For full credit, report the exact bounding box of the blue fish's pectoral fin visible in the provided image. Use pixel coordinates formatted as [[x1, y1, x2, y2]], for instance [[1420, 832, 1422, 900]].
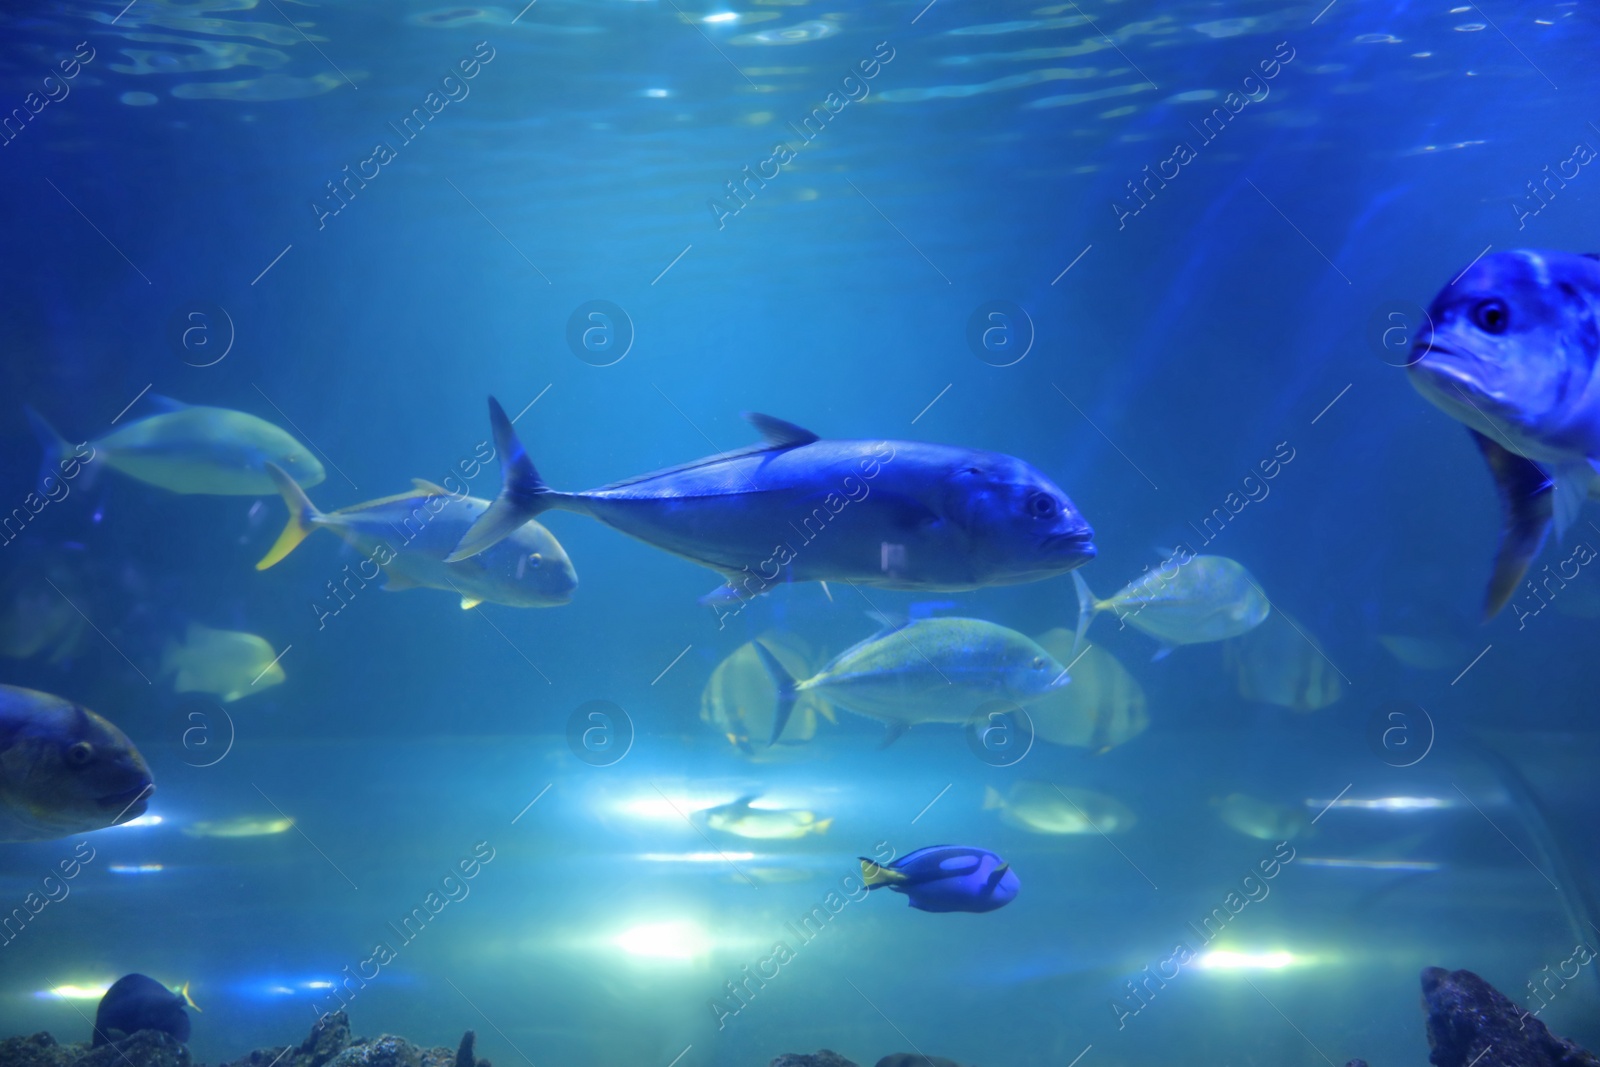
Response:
[[1469, 429, 1553, 619], [459, 596, 483, 610], [877, 721, 909, 749], [383, 572, 422, 592], [447, 397, 558, 562], [1071, 571, 1098, 654], [1550, 460, 1593, 540], [699, 581, 751, 608], [981, 862, 1011, 897], [750, 641, 799, 745], [144, 393, 190, 415], [743, 412, 820, 449], [1150, 643, 1174, 662]]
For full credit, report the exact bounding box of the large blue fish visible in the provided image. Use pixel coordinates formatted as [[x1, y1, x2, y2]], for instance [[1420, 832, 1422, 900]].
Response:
[[1409, 249, 1600, 617], [447, 398, 1095, 608], [860, 845, 1019, 913]]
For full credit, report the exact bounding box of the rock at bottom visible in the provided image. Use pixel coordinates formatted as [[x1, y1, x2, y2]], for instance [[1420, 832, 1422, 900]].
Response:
[[1422, 966, 1600, 1067]]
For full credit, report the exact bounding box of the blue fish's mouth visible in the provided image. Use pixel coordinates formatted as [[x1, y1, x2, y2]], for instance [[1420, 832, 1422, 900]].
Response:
[[99, 780, 153, 817], [1048, 530, 1096, 559]]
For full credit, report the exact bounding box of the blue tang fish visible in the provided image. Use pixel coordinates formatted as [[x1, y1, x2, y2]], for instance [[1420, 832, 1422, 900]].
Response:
[[93, 973, 193, 1046], [446, 398, 1095, 605], [860, 845, 1019, 913], [1409, 249, 1600, 617]]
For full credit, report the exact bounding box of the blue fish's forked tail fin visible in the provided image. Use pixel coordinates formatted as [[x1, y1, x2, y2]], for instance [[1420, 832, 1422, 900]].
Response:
[[749, 640, 798, 746], [859, 857, 905, 890], [1071, 570, 1098, 653], [257, 462, 325, 570], [447, 396, 555, 562], [24, 405, 93, 492]]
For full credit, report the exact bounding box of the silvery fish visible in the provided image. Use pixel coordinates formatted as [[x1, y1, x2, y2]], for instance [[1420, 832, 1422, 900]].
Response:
[[1223, 609, 1343, 712], [446, 397, 1095, 608], [257, 463, 576, 609], [0, 685, 152, 842], [161, 623, 285, 704], [1409, 249, 1600, 617], [696, 795, 833, 840], [752, 617, 1071, 746], [1028, 629, 1148, 752], [1214, 793, 1310, 841], [26, 395, 323, 495], [983, 781, 1135, 835], [181, 815, 294, 839], [1073, 554, 1269, 657], [699, 634, 836, 756]]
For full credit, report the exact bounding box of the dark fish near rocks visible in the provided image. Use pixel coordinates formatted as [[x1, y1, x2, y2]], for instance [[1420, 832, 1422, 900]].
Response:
[[1409, 249, 1600, 617], [447, 398, 1095, 605], [93, 974, 193, 1047]]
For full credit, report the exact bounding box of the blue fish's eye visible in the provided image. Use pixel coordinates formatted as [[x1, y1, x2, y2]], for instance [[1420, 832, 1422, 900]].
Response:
[[528, 553, 543, 567], [66, 741, 94, 766], [1471, 298, 1510, 335], [1026, 493, 1058, 519]]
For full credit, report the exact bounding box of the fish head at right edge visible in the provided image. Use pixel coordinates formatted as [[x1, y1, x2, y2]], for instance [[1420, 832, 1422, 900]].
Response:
[[1408, 249, 1600, 451], [940, 450, 1096, 584]]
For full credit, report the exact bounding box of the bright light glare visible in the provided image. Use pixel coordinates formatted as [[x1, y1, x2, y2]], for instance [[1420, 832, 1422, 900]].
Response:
[[41, 983, 111, 1000], [305, 981, 333, 989], [643, 88, 670, 98], [702, 12, 739, 23], [1298, 858, 1440, 871], [1320, 795, 1450, 812], [617, 795, 720, 819], [108, 864, 164, 874], [117, 814, 163, 828], [1198, 950, 1296, 971], [640, 851, 756, 863], [615, 922, 708, 960]]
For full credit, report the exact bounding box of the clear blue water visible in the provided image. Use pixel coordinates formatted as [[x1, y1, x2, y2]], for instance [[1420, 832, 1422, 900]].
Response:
[[2, 1, 1599, 1064]]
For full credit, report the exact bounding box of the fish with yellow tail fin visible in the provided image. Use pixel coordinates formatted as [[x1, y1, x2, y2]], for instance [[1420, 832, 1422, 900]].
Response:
[[700, 634, 836, 756], [257, 462, 576, 609], [1072, 555, 1269, 658], [860, 845, 1018, 912], [1223, 609, 1343, 712], [161, 624, 285, 703], [1027, 629, 1147, 752], [696, 795, 832, 839], [0, 685, 152, 842], [26, 396, 323, 495]]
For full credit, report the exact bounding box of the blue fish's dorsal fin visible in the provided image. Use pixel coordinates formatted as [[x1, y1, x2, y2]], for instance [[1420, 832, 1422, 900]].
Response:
[[863, 609, 908, 633], [743, 412, 820, 449], [729, 793, 759, 810], [145, 393, 190, 415]]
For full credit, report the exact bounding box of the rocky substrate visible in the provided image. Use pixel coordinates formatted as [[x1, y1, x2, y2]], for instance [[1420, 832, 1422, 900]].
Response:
[[2, 967, 1593, 1067], [0, 1014, 485, 1067]]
